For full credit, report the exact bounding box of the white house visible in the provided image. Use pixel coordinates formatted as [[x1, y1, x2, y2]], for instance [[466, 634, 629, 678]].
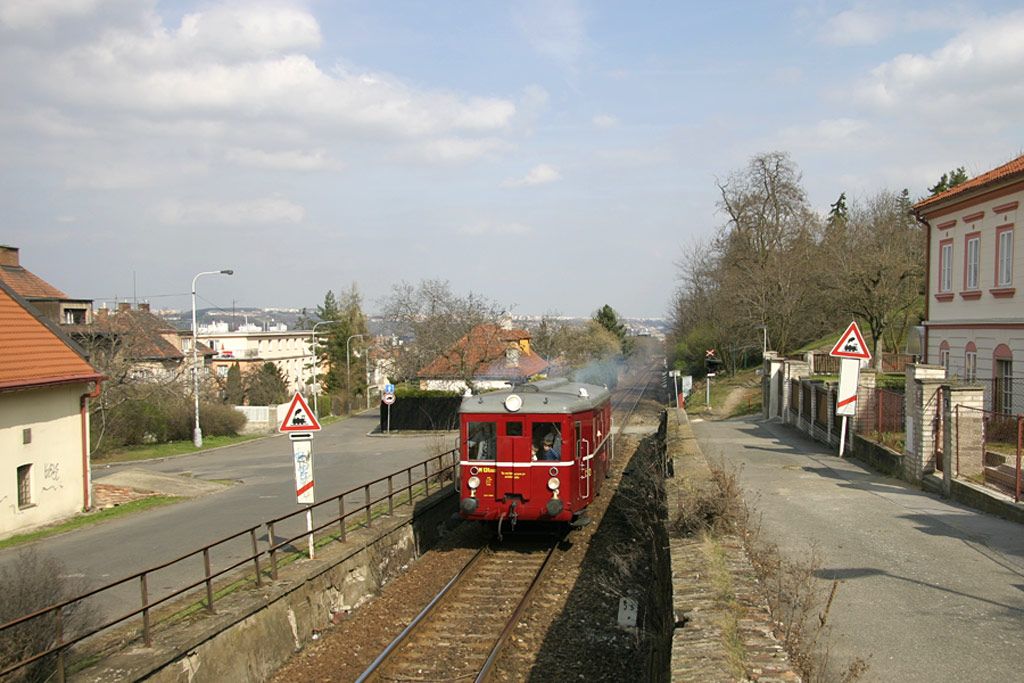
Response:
[[0, 280, 103, 537], [914, 153, 1023, 413]]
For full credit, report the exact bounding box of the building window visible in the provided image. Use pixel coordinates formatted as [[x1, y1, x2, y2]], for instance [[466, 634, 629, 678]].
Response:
[[939, 239, 953, 292], [22, 428, 32, 444], [965, 234, 980, 290], [17, 464, 32, 508], [63, 308, 86, 324], [938, 342, 950, 375], [994, 345, 1013, 414], [965, 344, 977, 382], [996, 226, 1014, 287]]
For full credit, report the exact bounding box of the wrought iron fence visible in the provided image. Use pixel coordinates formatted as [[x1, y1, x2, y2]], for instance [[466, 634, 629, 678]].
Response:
[[0, 448, 460, 682]]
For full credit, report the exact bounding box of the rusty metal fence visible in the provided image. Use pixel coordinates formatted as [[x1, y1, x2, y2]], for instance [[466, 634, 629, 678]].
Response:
[[0, 448, 459, 682], [953, 406, 1022, 502]]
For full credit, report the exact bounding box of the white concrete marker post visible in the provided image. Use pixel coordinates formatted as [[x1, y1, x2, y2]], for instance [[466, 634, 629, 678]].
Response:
[[292, 435, 315, 559]]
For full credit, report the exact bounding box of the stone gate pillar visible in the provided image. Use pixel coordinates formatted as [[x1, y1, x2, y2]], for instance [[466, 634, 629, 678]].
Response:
[[904, 364, 947, 483], [949, 386, 986, 480]]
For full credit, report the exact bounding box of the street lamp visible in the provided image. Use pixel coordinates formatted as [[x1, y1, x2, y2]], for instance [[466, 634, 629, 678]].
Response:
[[756, 324, 768, 358], [310, 320, 334, 417], [346, 333, 366, 414], [192, 269, 233, 448]]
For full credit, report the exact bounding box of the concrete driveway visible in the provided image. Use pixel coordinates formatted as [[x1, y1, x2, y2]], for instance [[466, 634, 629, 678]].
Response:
[[690, 414, 1024, 682]]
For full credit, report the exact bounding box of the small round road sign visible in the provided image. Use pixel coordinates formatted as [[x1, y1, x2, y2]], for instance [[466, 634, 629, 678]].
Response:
[[382, 393, 396, 405]]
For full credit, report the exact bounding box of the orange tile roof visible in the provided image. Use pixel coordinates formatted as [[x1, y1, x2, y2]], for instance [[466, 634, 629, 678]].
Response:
[[418, 323, 549, 380], [914, 153, 1024, 212], [0, 281, 102, 391], [0, 263, 68, 299]]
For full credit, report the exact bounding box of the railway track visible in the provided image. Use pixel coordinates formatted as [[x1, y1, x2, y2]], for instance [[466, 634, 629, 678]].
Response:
[[357, 363, 662, 682], [356, 538, 560, 682]]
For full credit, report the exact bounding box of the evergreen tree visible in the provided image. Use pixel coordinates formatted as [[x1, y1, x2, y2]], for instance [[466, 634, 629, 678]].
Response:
[[225, 363, 244, 404], [311, 285, 369, 413], [245, 362, 289, 405], [827, 192, 848, 228], [928, 166, 969, 196], [593, 304, 630, 355]]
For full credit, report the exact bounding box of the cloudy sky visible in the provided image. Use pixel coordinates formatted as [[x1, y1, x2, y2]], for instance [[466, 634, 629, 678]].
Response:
[[2, 1, 1023, 318]]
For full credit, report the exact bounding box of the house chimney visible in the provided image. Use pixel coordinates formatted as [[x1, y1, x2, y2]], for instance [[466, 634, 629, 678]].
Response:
[[139, 302, 150, 312], [118, 302, 131, 312], [0, 245, 19, 267]]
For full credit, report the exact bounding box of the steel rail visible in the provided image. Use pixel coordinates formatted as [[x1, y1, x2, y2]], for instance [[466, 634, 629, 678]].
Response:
[[354, 545, 490, 683], [475, 543, 559, 682]]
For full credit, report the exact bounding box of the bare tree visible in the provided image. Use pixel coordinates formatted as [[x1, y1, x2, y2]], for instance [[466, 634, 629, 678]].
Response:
[[379, 279, 502, 381], [825, 190, 924, 367]]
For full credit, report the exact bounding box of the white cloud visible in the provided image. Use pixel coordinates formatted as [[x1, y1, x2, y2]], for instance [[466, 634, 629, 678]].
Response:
[[592, 114, 618, 128], [514, 0, 586, 72], [852, 11, 1024, 120], [0, 0, 100, 31], [458, 221, 533, 237], [224, 147, 338, 172], [503, 163, 562, 187], [156, 197, 306, 226], [177, 4, 322, 59], [820, 7, 888, 46], [775, 118, 870, 152], [412, 137, 509, 163]]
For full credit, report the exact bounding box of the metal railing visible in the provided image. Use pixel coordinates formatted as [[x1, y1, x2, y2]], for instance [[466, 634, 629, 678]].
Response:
[[953, 405, 1022, 502], [0, 448, 459, 682]]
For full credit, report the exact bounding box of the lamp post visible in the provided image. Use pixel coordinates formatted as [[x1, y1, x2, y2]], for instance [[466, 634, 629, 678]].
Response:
[[346, 333, 366, 414], [192, 269, 233, 448], [756, 324, 768, 358], [310, 320, 334, 417]]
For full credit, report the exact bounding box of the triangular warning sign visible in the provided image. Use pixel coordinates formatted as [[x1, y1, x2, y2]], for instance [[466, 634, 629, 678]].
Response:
[[829, 321, 872, 360], [279, 392, 321, 432]]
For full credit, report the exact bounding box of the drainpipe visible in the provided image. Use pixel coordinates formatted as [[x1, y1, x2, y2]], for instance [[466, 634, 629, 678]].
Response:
[[913, 209, 932, 364], [80, 380, 103, 511]]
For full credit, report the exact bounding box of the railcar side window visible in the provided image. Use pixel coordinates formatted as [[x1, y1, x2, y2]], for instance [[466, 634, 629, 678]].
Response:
[[467, 421, 497, 460]]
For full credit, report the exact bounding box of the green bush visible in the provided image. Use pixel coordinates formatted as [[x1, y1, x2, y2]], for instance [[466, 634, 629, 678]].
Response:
[[92, 390, 246, 452]]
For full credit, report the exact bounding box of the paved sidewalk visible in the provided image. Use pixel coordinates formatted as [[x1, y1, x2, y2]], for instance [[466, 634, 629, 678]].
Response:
[[690, 414, 1024, 683]]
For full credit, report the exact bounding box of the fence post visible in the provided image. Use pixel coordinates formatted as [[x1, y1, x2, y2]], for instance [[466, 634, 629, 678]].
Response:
[[267, 521, 278, 581], [55, 607, 65, 683], [203, 548, 215, 613], [1017, 417, 1022, 503], [364, 485, 372, 528], [388, 476, 394, 516], [339, 496, 347, 542], [407, 469, 413, 505], [250, 528, 262, 587], [140, 573, 152, 646]]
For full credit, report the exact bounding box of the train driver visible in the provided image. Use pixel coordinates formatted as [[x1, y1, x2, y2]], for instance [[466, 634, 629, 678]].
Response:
[[539, 433, 561, 460]]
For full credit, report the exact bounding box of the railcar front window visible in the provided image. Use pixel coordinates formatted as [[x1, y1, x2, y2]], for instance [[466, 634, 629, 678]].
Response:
[[467, 422, 497, 460]]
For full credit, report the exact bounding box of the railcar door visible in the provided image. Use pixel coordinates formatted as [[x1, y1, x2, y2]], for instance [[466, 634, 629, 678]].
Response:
[[576, 419, 594, 500], [496, 419, 531, 501]]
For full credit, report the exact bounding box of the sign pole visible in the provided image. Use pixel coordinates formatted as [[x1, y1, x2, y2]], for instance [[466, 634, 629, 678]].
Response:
[[706, 375, 711, 407], [306, 506, 314, 560], [387, 403, 391, 433], [839, 415, 848, 456]]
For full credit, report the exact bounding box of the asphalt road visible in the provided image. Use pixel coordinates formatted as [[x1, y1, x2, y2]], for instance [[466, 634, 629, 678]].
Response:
[[1, 411, 446, 622], [690, 414, 1024, 682]]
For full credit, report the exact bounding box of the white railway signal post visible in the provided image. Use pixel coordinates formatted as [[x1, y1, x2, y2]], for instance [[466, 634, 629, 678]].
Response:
[[279, 393, 322, 558], [829, 322, 872, 456]]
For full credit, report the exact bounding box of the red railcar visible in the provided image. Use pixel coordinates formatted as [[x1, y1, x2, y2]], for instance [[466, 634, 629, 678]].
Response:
[[458, 379, 613, 529]]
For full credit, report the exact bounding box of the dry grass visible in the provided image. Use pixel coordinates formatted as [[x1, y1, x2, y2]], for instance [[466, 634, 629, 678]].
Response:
[[673, 458, 869, 682]]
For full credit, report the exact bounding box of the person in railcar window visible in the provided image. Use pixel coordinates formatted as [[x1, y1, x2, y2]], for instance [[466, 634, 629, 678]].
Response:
[[539, 433, 561, 460], [467, 422, 497, 460]]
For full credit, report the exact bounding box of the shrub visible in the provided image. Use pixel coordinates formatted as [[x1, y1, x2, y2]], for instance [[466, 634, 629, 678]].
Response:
[[0, 548, 95, 683]]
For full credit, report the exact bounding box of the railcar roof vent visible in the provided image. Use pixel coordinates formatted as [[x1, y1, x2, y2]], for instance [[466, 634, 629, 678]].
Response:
[[578, 387, 589, 398]]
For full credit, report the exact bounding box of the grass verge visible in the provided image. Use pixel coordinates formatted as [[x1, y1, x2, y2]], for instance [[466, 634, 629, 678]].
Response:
[[0, 496, 182, 550], [92, 434, 264, 464]]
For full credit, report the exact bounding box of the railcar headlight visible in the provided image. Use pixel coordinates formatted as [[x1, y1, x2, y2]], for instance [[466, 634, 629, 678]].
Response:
[[468, 476, 481, 490], [547, 477, 560, 491]]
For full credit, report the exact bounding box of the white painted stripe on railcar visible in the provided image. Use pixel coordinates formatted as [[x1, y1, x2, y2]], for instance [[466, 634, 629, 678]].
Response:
[[459, 461, 571, 467]]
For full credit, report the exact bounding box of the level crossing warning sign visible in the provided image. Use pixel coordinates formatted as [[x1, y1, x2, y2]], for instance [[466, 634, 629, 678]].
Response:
[[279, 392, 321, 433], [829, 321, 872, 361]]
